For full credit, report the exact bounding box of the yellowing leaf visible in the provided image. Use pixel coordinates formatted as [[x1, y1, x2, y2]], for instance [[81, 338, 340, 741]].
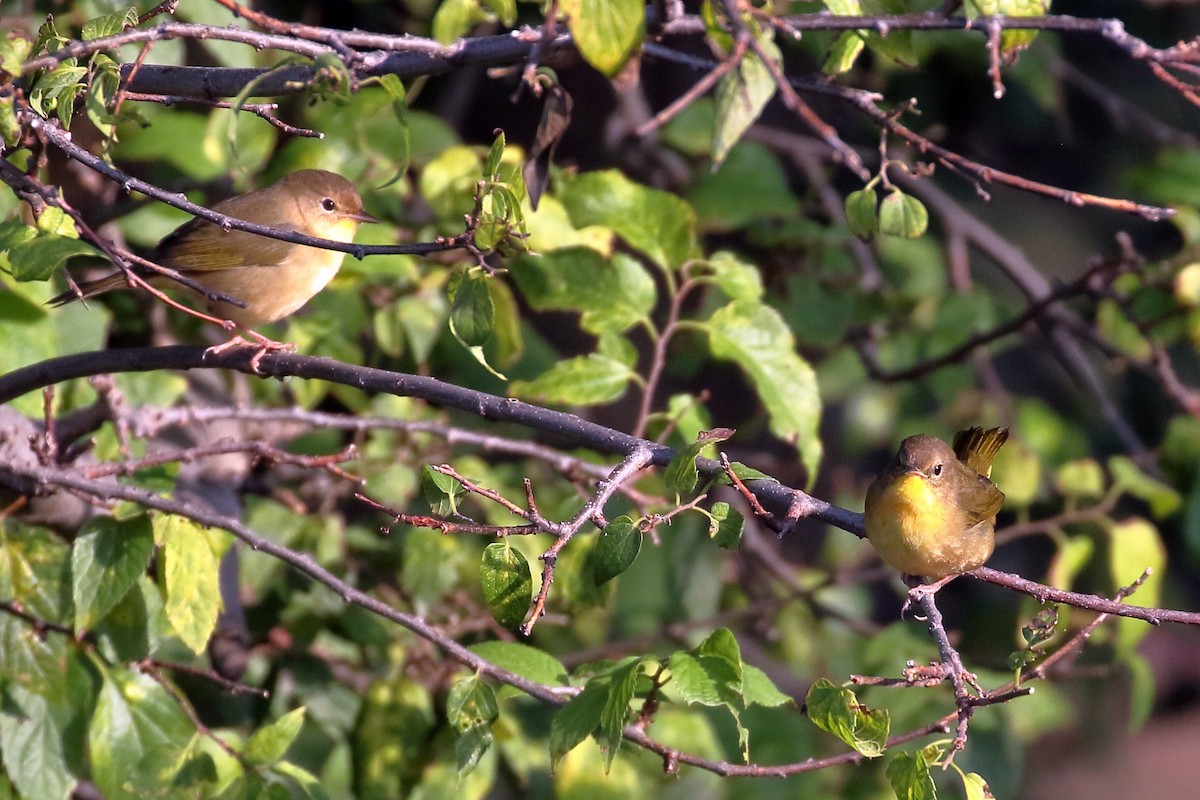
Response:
[[561, 0, 644, 76]]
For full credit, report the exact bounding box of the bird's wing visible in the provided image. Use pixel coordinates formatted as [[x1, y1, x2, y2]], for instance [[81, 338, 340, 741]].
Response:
[[963, 475, 1005, 525], [952, 426, 1009, 477], [155, 217, 296, 273]]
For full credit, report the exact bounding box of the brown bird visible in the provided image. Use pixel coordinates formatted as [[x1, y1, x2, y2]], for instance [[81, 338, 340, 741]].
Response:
[[50, 169, 375, 332]]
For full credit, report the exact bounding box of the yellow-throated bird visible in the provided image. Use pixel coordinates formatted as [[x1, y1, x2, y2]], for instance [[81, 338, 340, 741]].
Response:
[[50, 169, 375, 330], [864, 427, 1008, 585]]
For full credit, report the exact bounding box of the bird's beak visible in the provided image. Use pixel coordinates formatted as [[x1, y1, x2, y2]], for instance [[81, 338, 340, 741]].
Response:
[[347, 210, 378, 224]]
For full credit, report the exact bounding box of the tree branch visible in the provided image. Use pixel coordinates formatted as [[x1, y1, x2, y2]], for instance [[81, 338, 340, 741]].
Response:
[[2, 345, 1196, 628]]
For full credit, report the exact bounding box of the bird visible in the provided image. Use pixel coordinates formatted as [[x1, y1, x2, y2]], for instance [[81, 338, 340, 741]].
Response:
[[50, 169, 376, 363], [864, 426, 1009, 595]]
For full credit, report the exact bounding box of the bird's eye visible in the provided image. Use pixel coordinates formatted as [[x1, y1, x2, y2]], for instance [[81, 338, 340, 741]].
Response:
[[320, 197, 336, 212], [932, 463, 943, 477]]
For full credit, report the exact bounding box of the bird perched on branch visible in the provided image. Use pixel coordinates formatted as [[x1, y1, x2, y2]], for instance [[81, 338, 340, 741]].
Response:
[[864, 426, 1009, 595], [50, 169, 375, 363]]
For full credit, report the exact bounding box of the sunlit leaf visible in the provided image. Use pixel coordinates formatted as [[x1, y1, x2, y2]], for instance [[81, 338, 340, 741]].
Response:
[[72, 515, 155, 632], [560, 0, 644, 77], [886, 750, 937, 800], [805, 678, 889, 757], [481, 542, 533, 629], [243, 707, 306, 767], [704, 300, 822, 481]]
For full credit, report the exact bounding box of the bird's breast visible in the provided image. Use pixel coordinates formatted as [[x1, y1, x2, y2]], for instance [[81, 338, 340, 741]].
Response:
[[196, 245, 347, 327]]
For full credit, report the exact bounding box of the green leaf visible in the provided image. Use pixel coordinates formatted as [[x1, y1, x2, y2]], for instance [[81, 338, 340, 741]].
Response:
[[962, 771, 993, 800], [34, 207, 77, 237], [421, 465, 467, 516], [704, 299, 822, 481], [1046, 535, 1094, 591], [667, 652, 723, 707], [467, 641, 568, 686], [559, 171, 698, 270], [477, 183, 528, 255], [885, 750, 937, 800], [32, 63, 87, 95], [480, 542, 533, 629], [964, 0, 1049, 61], [704, 251, 763, 301], [824, 31, 866, 74], [667, 629, 753, 757], [878, 190, 929, 238], [374, 74, 412, 182], [708, 501, 744, 549], [845, 187, 879, 239], [485, 278, 524, 370], [0, 686, 75, 800], [243, 707, 306, 767], [1108, 456, 1182, 517], [689, 143, 801, 232], [509, 349, 635, 406], [420, 144, 481, 220], [89, 666, 194, 799], [8, 235, 99, 282], [1126, 652, 1155, 733], [593, 516, 642, 586], [400, 528, 461, 615], [447, 676, 499, 733], [155, 514, 220, 655], [549, 679, 607, 770], [432, 0, 485, 44], [1055, 459, 1106, 500], [272, 760, 331, 799], [86, 54, 122, 139], [713, 42, 778, 167], [454, 725, 494, 779], [510, 249, 655, 335], [0, 216, 37, 250], [805, 678, 889, 757], [698, 628, 743, 682], [742, 664, 792, 708], [664, 442, 704, 495], [82, 7, 138, 40], [72, 515, 155, 631], [991, 436, 1040, 509], [481, 0, 516, 24], [560, 0, 645, 77], [446, 678, 500, 777], [483, 130, 506, 178], [0, 92, 17, 145], [598, 657, 642, 771], [1096, 299, 1151, 362], [669, 628, 744, 706], [0, 524, 73, 624], [93, 575, 159, 663], [724, 463, 775, 485], [449, 267, 495, 348], [1, 30, 33, 77], [1108, 517, 1166, 655]]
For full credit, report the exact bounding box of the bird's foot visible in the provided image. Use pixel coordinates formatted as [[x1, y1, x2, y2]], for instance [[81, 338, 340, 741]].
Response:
[[205, 331, 295, 373]]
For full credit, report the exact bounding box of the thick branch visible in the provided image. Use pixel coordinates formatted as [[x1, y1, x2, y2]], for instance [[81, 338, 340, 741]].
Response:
[[1, 345, 1196, 628]]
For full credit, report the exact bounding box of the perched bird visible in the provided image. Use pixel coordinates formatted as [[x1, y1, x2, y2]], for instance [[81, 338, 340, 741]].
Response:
[[864, 427, 1009, 589], [50, 169, 375, 333]]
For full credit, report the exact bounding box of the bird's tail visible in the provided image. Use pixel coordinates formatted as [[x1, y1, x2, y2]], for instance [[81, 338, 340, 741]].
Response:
[[47, 271, 131, 307], [952, 426, 1009, 477]]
